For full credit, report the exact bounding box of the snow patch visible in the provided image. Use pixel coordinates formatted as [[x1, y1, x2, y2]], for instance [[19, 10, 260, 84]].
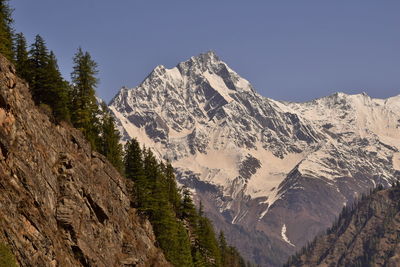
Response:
[[203, 72, 234, 103], [247, 145, 305, 207], [259, 206, 270, 220], [281, 224, 295, 247], [173, 148, 240, 186], [232, 209, 248, 224], [165, 67, 182, 83]]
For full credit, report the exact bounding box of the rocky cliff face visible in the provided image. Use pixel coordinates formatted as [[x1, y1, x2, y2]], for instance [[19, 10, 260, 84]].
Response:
[[0, 55, 170, 266], [109, 51, 400, 266], [285, 185, 400, 267]]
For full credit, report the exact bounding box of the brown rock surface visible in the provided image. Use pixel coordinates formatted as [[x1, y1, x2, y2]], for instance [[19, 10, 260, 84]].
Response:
[[0, 55, 170, 266]]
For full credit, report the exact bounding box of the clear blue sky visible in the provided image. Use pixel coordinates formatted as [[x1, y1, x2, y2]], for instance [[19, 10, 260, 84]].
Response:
[[11, 0, 400, 103]]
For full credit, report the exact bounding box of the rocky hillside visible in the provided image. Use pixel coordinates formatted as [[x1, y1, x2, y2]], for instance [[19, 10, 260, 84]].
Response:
[[109, 51, 400, 266], [285, 184, 400, 267], [0, 55, 170, 266]]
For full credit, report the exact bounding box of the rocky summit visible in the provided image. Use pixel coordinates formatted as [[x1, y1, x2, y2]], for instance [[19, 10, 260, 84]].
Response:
[[109, 51, 400, 266], [0, 55, 170, 266]]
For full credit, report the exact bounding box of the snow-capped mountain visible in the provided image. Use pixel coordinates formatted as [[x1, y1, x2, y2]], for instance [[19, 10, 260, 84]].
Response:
[[109, 51, 400, 266]]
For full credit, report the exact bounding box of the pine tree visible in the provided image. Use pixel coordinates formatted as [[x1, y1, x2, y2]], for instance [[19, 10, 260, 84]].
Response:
[[176, 224, 195, 266], [181, 186, 198, 225], [196, 215, 221, 266], [70, 47, 100, 148], [29, 35, 49, 104], [0, 0, 14, 61], [143, 148, 161, 215], [46, 51, 71, 122], [165, 162, 181, 212], [124, 138, 148, 209], [14, 32, 30, 81], [219, 231, 228, 266], [98, 103, 123, 173]]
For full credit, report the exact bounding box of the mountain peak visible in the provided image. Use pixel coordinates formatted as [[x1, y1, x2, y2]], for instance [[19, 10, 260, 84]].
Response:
[[176, 51, 222, 73], [192, 50, 220, 63]]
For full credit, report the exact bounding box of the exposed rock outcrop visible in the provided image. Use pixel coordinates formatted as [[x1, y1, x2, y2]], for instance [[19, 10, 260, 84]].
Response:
[[0, 55, 170, 266]]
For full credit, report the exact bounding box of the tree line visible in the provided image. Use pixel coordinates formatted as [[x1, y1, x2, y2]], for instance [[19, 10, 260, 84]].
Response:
[[0, 0, 253, 266]]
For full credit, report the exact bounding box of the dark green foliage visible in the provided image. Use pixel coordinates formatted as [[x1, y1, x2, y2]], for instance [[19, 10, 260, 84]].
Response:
[[124, 143, 193, 265], [29, 35, 49, 103], [70, 47, 100, 148], [142, 148, 160, 215], [98, 103, 123, 172], [175, 224, 195, 266], [14, 32, 30, 81], [124, 138, 148, 209], [165, 162, 181, 211], [124, 139, 249, 266], [181, 187, 198, 224], [45, 51, 71, 122], [196, 215, 221, 266], [0, 242, 17, 267], [28, 35, 71, 122], [0, 0, 14, 61]]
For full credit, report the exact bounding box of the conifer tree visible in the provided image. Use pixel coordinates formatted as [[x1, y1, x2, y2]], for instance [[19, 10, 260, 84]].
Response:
[[0, 0, 14, 61], [29, 35, 49, 104], [45, 51, 71, 122], [181, 186, 198, 225], [14, 32, 30, 81], [124, 138, 148, 209], [142, 148, 161, 214], [196, 215, 221, 266], [165, 162, 181, 211], [70, 47, 100, 148], [28, 35, 71, 122], [98, 102, 123, 173], [176, 224, 195, 266], [218, 231, 228, 266]]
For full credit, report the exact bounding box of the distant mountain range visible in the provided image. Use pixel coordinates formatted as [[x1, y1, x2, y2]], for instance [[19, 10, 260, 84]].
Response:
[[108, 51, 400, 266]]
